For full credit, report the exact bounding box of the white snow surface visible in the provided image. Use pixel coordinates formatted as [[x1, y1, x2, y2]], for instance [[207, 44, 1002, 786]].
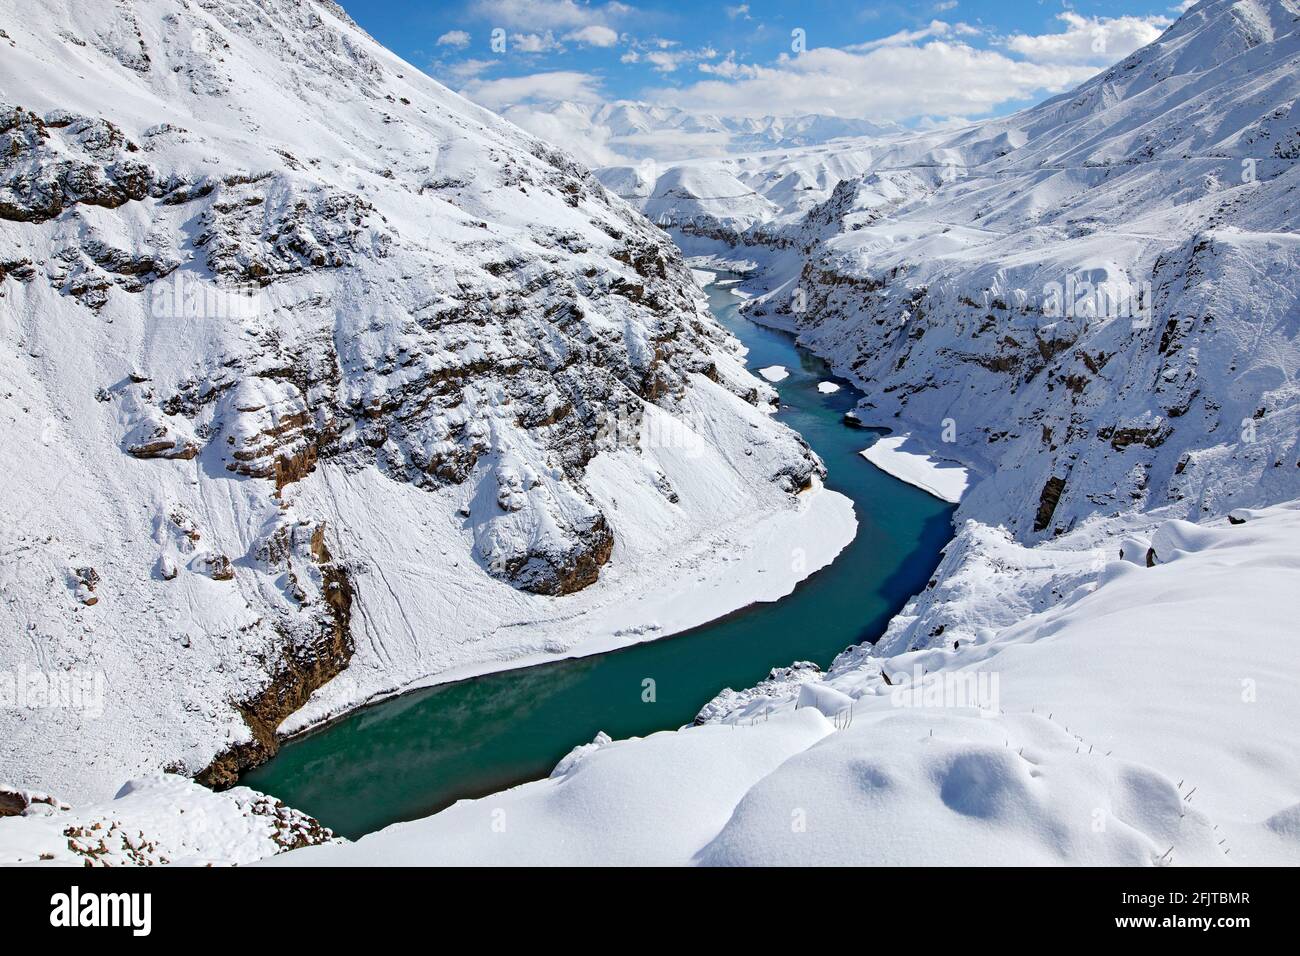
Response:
[[861, 433, 971, 503], [756, 365, 788, 383]]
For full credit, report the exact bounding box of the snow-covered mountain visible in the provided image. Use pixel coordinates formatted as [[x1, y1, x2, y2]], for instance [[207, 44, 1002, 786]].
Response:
[[0, 0, 853, 803], [597, 140, 890, 233], [636, 0, 1300, 550], [498, 100, 903, 168]]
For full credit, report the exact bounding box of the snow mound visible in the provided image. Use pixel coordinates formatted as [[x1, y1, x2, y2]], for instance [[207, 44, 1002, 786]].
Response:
[[699, 711, 1219, 866], [268, 709, 834, 867]]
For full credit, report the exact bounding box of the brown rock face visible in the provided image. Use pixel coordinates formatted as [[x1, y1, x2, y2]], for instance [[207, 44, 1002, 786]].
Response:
[[524, 513, 615, 596], [125, 424, 200, 460], [196, 525, 354, 788], [0, 790, 26, 816], [71, 566, 100, 605], [205, 555, 235, 581], [0, 105, 158, 223], [0, 256, 36, 283], [1033, 475, 1068, 533], [1097, 423, 1171, 452], [0, 785, 69, 816]]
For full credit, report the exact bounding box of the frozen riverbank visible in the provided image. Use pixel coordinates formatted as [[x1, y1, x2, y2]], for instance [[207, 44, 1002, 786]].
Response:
[[860, 434, 971, 504]]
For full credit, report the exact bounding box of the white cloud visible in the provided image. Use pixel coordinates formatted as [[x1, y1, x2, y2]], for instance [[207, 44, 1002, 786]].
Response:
[[915, 114, 971, 131], [510, 30, 562, 53], [640, 12, 1169, 124], [436, 30, 472, 49], [848, 20, 958, 51], [725, 4, 751, 18], [565, 25, 620, 47], [460, 6, 1179, 155], [647, 41, 1099, 122], [620, 38, 717, 73], [645, 50, 682, 72], [934, 1, 958, 11], [440, 58, 497, 82], [460, 70, 607, 109], [1003, 12, 1169, 64], [698, 51, 758, 79], [471, 0, 632, 30]]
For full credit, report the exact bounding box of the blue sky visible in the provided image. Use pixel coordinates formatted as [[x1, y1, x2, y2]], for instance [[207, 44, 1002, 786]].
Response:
[[338, 0, 1188, 125]]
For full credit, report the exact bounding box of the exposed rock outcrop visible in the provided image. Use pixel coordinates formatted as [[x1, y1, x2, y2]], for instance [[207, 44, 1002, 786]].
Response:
[[198, 520, 353, 788]]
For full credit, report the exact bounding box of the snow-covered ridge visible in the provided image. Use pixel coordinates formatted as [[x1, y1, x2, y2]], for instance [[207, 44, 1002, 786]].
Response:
[[0, 0, 852, 802], [597, 141, 890, 241]]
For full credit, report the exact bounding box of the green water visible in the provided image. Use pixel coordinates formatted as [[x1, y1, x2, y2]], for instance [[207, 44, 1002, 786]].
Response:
[[243, 279, 955, 839]]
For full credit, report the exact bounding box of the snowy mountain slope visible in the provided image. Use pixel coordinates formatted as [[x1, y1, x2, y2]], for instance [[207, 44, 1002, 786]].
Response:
[[597, 140, 896, 245], [641, 0, 1300, 557], [616, 0, 1300, 250], [274, 498, 1300, 866], [0, 0, 853, 803], [791, 1, 1298, 544], [640, 164, 781, 235]]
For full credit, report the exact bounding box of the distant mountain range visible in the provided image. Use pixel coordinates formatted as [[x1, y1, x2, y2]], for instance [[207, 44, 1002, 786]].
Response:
[[495, 100, 905, 167]]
